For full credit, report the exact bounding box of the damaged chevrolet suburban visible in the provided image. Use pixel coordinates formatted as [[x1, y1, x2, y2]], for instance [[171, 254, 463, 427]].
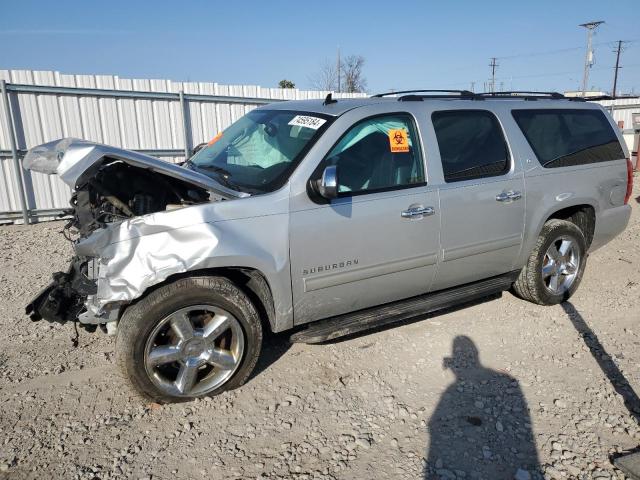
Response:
[[24, 90, 633, 402]]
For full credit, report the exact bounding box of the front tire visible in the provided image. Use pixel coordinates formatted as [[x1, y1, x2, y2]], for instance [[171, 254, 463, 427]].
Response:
[[116, 276, 263, 403], [512, 219, 587, 305]]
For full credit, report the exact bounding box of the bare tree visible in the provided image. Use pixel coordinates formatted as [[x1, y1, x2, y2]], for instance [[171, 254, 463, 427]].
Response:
[[308, 54, 367, 93], [341, 55, 367, 93], [308, 59, 338, 91]]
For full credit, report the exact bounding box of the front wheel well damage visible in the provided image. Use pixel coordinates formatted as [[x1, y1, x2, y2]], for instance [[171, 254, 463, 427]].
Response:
[[546, 204, 595, 248], [122, 267, 277, 333]]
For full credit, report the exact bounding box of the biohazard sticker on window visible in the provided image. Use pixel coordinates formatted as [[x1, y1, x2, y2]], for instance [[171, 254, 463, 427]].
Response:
[[388, 129, 410, 153], [288, 115, 326, 130]]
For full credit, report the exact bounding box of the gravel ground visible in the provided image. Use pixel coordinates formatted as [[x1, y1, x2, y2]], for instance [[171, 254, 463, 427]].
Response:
[[1, 182, 639, 480]]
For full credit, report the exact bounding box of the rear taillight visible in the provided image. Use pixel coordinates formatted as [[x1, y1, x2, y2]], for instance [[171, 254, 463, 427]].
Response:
[[625, 158, 633, 205]]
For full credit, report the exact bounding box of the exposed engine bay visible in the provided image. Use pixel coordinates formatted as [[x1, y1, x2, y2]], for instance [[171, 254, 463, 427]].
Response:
[[67, 160, 210, 237]]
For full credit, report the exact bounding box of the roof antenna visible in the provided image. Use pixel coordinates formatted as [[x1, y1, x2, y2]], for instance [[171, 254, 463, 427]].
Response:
[[323, 92, 338, 105]]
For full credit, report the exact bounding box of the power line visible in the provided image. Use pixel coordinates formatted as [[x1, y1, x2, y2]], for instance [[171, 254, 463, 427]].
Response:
[[497, 45, 584, 60], [430, 39, 639, 78], [492, 63, 640, 82], [494, 39, 637, 61]]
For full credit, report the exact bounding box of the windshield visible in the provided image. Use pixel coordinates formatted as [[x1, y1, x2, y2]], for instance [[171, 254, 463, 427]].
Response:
[[187, 110, 332, 193]]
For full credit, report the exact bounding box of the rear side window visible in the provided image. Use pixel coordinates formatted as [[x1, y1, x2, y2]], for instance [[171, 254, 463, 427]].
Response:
[[432, 110, 510, 182], [512, 109, 624, 168]]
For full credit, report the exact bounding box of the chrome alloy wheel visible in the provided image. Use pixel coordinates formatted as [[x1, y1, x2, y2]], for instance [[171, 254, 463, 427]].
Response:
[[542, 236, 581, 295], [143, 305, 245, 397]]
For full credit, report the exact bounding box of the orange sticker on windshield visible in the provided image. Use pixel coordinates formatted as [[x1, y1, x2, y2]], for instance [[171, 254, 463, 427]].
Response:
[[207, 132, 223, 146], [388, 129, 409, 153]]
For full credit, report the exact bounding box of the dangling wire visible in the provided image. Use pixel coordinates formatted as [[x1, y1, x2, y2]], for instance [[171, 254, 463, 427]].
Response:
[[71, 322, 79, 348]]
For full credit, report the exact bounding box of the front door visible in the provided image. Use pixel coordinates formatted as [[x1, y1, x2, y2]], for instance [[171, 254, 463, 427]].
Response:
[[429, 109, 525, 290], [289, 113, 441, 324]]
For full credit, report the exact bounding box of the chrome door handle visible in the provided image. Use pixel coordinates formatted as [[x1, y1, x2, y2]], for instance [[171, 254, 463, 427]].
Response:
[[508, 191, 522, 200], [401, 206, 435, 218], [496, 191, 522, 202]]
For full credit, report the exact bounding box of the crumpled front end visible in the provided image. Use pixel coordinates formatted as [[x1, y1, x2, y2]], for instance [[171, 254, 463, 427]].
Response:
[[33, 203, 288, 333], [79, 220, 230, 327], [25, 215, 232, 332], [23, 138, 243, 331]]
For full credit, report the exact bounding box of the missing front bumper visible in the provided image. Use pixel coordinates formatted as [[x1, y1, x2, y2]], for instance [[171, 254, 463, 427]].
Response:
[[25, 258, 97, 324]]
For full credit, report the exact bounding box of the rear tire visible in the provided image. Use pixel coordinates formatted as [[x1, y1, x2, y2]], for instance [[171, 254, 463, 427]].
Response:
[[116, 276, 262, 403], [512, 219, 587, 305]]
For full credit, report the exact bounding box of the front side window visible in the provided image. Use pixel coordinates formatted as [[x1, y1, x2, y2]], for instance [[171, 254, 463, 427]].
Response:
[[188, 110, 331, 193], [512, 109, 624, 168], [432, 110, 510, 182], [324, 114, 425, 195]]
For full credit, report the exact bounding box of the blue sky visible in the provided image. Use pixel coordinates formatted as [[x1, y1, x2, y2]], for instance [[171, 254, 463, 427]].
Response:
[[1, 0, 638, 94]]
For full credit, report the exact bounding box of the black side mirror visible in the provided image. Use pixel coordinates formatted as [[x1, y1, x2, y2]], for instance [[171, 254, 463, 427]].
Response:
[[315, 165, 338, 199]]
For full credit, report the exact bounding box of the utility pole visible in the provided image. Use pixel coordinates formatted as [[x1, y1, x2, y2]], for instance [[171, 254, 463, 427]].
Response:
[[336, 46, 341, 93], [612, 40, 627, 98], [489, 57, 498, 93], [579, 21, 604, 96]]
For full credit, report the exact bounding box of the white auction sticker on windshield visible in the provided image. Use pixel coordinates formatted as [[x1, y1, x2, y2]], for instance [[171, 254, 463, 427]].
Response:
[[288, 115, 326, 130]]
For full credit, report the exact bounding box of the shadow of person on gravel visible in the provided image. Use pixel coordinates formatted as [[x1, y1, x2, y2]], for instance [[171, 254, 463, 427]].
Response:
[[424, 336, 540, 480], [561, 302, 640, 423], [561, 301, 640, 474]]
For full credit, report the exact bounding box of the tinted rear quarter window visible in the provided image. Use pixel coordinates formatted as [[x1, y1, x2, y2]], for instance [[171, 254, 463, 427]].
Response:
[[512, 109, 624, 168], [432, 110, 510, 182]]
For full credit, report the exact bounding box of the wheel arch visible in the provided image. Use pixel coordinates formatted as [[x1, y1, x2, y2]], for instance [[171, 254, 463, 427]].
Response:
[[121, 267, 278, 333], [545, 203, 596, 248], [516, 200, 597, 270]]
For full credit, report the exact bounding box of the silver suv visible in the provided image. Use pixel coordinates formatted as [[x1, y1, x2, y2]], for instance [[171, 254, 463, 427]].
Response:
[[24, 90, 633, 402]]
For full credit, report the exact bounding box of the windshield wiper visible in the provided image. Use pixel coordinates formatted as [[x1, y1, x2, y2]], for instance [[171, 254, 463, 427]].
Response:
[[194, 164, 243, 191], [198, 164, 232, 177]]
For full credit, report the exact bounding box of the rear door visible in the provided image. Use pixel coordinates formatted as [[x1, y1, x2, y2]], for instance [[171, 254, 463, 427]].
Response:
[[429, 109, 526, 290]]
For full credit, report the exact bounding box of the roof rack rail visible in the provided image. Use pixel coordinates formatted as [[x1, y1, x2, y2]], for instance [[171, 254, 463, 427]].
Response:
[[478, 91, 584, 101], [480, 91, 564, 98], [371, 89, 482, 101]]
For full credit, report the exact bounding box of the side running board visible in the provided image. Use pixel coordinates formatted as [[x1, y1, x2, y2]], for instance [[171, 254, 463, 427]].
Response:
[[290, 271, 520, 344]]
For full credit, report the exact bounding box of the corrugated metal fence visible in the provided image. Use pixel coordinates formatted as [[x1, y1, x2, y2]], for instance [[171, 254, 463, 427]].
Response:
[[0, 69, 366, 224], [598, 98, 640, 156], [1, 69, 638, 224]]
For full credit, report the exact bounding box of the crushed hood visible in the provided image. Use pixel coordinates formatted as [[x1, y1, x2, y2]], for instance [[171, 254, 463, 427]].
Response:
[[23, 138, 249, 199]]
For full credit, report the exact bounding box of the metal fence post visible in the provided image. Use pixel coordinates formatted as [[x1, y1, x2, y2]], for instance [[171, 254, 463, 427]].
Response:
[[179, 90, 191, 159], [0, 80, 29, 224]]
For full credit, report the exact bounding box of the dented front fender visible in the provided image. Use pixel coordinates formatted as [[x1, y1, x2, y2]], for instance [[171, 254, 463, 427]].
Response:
[[82, 189, 294, 332]]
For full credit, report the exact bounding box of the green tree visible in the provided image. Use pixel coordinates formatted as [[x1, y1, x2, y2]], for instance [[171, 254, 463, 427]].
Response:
[[278, 79, 296, 89]]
